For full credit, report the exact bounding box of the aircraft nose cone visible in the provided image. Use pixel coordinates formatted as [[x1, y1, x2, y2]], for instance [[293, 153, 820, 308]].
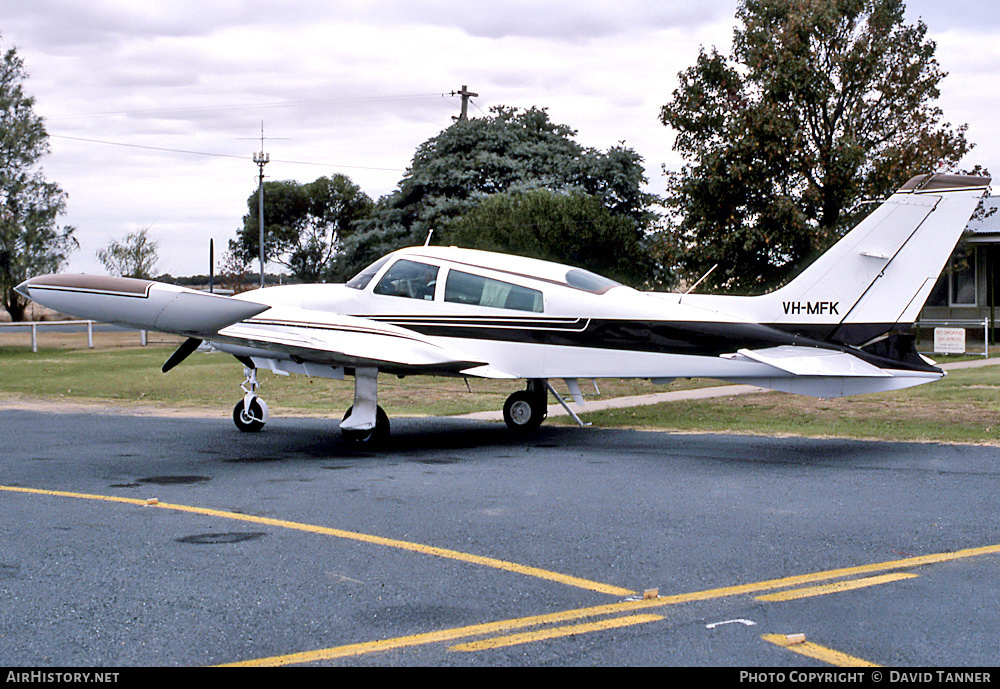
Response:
[[14, 278, 32, 298]]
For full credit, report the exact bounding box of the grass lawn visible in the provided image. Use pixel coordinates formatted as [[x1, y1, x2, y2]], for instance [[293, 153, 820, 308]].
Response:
[[0, 342, 713, 417]]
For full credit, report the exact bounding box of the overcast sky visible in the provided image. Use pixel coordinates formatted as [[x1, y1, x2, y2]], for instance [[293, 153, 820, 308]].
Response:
[[3, 0, 1000, 277]]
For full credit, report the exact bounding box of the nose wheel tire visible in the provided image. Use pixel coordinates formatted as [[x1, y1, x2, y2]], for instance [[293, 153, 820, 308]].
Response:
[[233, 398, 268, 432]]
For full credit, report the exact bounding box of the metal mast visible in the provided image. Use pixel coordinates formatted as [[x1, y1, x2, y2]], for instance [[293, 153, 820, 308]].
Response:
[[253, 123, 270, 288]]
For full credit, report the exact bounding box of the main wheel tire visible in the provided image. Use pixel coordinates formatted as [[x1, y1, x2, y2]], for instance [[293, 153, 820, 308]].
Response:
[[341, 405, 390, 444], [233, 398, 267, 432], [503, 390, 546, 433]]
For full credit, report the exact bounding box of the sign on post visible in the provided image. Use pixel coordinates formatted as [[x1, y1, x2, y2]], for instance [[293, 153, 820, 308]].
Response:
[[934, 327, 966, 354]]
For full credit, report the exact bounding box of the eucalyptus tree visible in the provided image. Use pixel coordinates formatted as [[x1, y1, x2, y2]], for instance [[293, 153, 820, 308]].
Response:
[[0, 38, 76, 320], [659, 0, 971, 292]]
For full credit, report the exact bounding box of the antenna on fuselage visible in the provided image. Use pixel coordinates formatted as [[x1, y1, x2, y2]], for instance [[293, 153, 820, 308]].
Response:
[[680, 263, 718, 303], [424, 229, 434, 246]]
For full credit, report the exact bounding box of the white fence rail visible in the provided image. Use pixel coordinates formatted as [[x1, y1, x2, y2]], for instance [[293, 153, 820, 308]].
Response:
[[0, 321, 150, 352], [4, 317, 994, 357]]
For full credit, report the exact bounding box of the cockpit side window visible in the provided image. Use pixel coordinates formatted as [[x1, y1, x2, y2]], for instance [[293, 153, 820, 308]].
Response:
[[444, 270, 544, 312], [373, 259, 440, 300]]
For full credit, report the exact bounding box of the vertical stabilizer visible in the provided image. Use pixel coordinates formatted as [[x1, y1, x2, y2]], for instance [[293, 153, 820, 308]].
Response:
[[757, 173, 989, 344]]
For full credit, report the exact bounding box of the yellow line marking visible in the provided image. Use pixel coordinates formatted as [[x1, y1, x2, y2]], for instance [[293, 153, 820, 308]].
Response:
[[220, 609, 656, 666], [6, 483, 1000, 666], [762, 634, 880, 667], [0, 484, 633, 596], [755, 572, 918, 602], [449, 614, 664, 652], [232, 542, 1000, 665]]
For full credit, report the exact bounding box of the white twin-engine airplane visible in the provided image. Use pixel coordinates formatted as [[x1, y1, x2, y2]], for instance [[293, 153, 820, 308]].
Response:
[[16, 173, 990, 443]]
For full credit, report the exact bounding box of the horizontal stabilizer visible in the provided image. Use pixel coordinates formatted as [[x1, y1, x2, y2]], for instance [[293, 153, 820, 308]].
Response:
[[731, 346, 891, 378], [723, 345, 942, 397]]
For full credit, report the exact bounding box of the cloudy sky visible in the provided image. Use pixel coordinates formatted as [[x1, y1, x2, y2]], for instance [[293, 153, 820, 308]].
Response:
[[3, 0, 1000, 277]]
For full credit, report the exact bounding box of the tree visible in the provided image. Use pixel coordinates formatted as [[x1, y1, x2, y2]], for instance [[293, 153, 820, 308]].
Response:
[[96, 226, 158, 279], [442, 188, 659, 287], [233, 174, 373, 282], [337, 106, 661, 281], [0, 38, 76, 320], [217, 246, 252, 294], [659, 0, 971, 293]]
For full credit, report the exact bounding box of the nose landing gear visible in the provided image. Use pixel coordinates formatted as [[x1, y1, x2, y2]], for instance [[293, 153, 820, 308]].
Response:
[[232, 366, 269, 432]]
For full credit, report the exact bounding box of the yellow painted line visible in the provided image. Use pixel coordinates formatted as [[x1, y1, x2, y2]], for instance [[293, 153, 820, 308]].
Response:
[[0, 484, 633, 596], [7, 483, 1000, 666], [449, 614, 664, 652], [227, 541, 1000, 666], [220, 609, 656, 666], [755, 572, 918, 602], [762, 634, 880, 667]]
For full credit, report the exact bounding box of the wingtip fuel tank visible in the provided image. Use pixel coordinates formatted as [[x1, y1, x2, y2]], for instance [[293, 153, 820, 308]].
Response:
[[15, 274, 269, 336]]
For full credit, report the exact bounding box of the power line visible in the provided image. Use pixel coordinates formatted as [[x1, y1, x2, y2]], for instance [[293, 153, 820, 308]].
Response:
[[43, 92, 456, 121], [44, 86, 480, 171], [48, 134, 406, 172]]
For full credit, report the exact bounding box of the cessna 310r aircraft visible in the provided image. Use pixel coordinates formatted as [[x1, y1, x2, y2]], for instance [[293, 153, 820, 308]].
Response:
[[15, 173, 990, 443]]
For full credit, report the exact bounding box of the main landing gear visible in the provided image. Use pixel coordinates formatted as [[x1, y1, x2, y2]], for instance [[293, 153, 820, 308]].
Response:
[[338, 367, 389, 445], [503, 379, 548, 433], [341, 405, 390, 444]]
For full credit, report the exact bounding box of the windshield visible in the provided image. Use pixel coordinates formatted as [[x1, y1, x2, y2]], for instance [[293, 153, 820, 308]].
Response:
[[346, 255, 391, 290]]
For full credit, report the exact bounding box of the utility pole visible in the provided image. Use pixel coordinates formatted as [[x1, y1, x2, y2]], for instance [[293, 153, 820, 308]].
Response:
[[252, 122, 270, 288], [451, 84, 478, 121]]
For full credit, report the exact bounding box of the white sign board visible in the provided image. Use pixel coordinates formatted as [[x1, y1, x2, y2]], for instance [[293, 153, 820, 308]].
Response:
[[934, 327, 966, 354]]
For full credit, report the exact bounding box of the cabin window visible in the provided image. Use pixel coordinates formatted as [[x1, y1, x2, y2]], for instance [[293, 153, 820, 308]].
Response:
[[444, 270, 544, 312], [373, 259, 439, 300], [565, 268, 620, 294]]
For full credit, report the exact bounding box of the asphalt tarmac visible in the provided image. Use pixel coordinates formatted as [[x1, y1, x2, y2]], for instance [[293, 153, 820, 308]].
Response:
[[1, 408, 998, 668]]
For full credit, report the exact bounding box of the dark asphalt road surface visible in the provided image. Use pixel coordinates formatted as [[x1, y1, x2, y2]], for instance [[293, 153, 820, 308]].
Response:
[[1, 409, 998, 668]]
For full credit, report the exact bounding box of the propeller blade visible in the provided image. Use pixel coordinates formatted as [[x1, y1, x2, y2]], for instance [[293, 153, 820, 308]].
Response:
[[162, 337, 203, 373]]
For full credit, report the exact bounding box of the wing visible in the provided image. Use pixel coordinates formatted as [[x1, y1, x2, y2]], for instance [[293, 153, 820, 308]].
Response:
[[213, 308, 496, 375], [16, 274, 510, 378]]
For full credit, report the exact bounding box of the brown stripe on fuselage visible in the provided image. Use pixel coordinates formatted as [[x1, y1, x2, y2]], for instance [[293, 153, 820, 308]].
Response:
[[26, 274, 154, 297]]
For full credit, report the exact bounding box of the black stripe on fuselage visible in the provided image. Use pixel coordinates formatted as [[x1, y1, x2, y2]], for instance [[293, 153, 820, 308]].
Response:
[[364, 314, 935, 374]]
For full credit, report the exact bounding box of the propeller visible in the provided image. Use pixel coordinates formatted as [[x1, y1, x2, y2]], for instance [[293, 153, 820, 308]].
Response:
[[162, 337, 204, 373]]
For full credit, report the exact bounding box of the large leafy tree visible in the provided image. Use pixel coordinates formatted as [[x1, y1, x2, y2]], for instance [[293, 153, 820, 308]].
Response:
[[659, 0, 971, 293], [336, 106, 661, 281], [0, 38, 76, 320], [233, 174, 373, 282]]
